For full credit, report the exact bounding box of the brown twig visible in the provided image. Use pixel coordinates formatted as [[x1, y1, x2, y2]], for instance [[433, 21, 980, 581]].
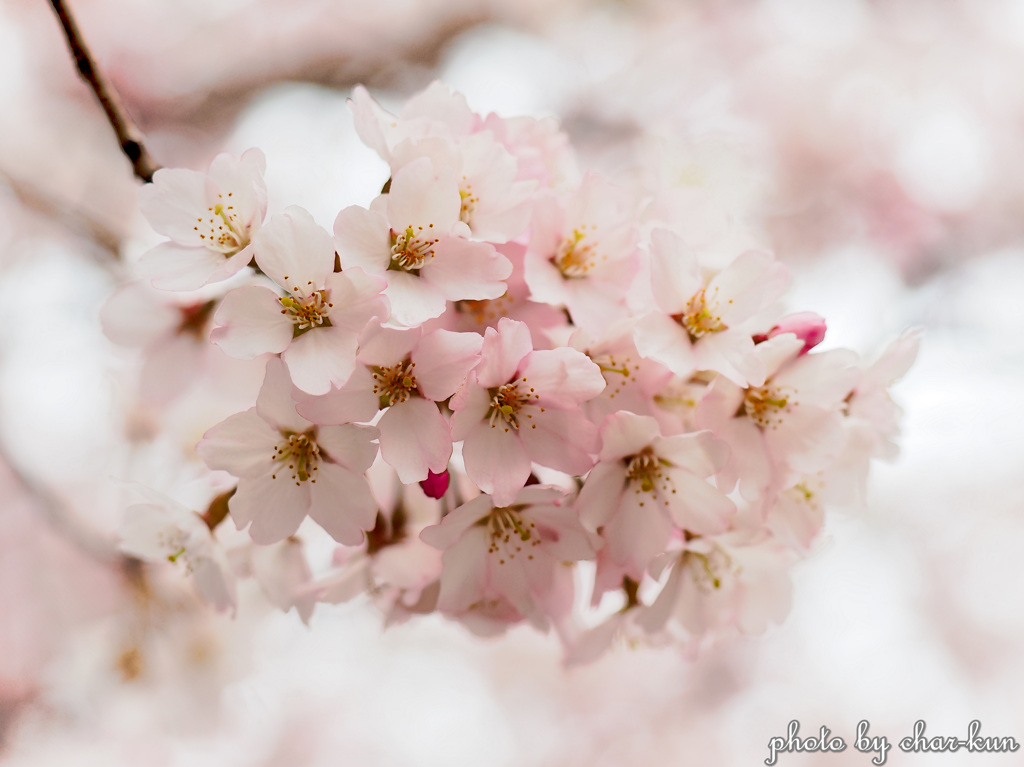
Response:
[[47, 0, 160, 183]]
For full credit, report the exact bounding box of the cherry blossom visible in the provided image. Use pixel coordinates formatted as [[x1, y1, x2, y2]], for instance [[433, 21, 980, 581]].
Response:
[[335, 157, 512, 326], [420, 485, 598, 631], [634, 227, 789, 387], [577, 412, 734, 582], [522, 174, 639, 337], [297, 325, 483, 483], [196, 358, 380, 544], [137, 148, 267, 291], [449, 317, 605, 506], [118, 488, 237, 614], [210, 206, 388, 395]]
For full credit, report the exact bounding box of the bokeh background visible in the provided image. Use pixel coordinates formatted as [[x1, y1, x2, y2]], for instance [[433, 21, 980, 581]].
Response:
[[2, 0, 1024, 764]]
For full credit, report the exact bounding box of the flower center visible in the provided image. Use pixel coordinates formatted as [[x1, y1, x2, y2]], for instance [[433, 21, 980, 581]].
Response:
[[625, 448, 664, 494], [487, 379, 540, 431], [743, 384, 794, 429], [279, 290, 333, 336], [459, 182, 478, 226], [486, 506, 542, 565], [195, 193, 248, 255], [371, 360, 419, 407], [678, 288, 727, 339], [390, 225, 439, 271], [682, 545, 734, 591], [271, 431, 321, 485], [553, 226, 602, 278]]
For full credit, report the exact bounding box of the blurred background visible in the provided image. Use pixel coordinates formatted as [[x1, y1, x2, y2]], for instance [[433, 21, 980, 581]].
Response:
[[1, 0, 1023, 764]]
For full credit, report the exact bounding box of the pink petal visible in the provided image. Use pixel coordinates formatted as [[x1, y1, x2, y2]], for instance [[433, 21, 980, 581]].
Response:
[[196, 409, 279, 478], [385, 271, 447, 327], [597, 411, 662, 462], [138, 241, 234, 292], [253, 207, 334, 295], [316, 423, 380, 473], [649, 228, 701, 314], [421, 495, 495, 551], [378, 398, 452, 483], [474, 318, 532, 388], [462, 423, 532, 506], [412, 329, 484, 401], [520, 347, 606, 408], [633, 312, 697, 379], [255, 357, 312, 433], [518, 408, 598, 476], [423, 238, 512, 301], [138, 168, 206, 244], [283, 326, 359, 395], [386, 157, 461, 233], [307, 463, 378, 545], [576, 462, 626, 528], [231, 473, 310, 543], [211, 285, 294, 359], [294, 366, 379, 425], [323, 269, 388, 334], [334, 204, 392, 274]]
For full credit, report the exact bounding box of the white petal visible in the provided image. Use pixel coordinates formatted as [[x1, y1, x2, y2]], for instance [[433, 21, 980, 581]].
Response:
[[308, 463, 378, 545], [387, 157, 461, 233], [254, 357, 312, 433], [335, 203, 392, 274], [412, 329, 484, 401], [211, 285, 293, 359], [138, 168, 207, 244], [253, 207, 334, 295], [378, 398, 452, 483], [423, 238, 512, 301], [462, 423, 532, 506], [283, 326, 359, 395], [385, 271, 447, 327], [231, 473, 310, 543], [474, 318, 532, 388], [138, 241, 232, 292], [316, 423, 380, 473], [196, 409, 279, 478]]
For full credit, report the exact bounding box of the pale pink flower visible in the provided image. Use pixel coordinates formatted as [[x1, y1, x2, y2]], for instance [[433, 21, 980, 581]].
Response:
[[138, 148, 267, 290], [638, 530, 794, 638], [350, 82, 478, 168], [210, 206, 388, 395], [415, 132, 536, 243], [449, 318, 606, 505], [298, 325, 482, 483], [569, 320, 675, 429], [577, 412, 734, 581], [430, 242, 569, 350], [118, 489, 236, 614], [335, 158, 512, 326], [420, 485, 597, 631], [522, 174, 639, 337], [634, 228, 789, 387], [696, 334, 860, 500], [246, 537, 317, 625], [480, 112, 579, 191], [196, 358, 380, 545]]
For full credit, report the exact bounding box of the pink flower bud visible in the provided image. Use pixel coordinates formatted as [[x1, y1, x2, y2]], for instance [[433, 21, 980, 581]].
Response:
[[420, 469, 450, 499], [766, 312, 827, 355]]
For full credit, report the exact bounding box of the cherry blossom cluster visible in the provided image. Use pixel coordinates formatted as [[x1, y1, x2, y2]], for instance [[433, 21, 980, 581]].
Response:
[[110, 82, 918, 660]]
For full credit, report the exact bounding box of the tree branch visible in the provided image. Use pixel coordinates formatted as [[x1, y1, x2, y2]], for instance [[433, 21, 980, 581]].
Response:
[[47, 0, 161, 183]]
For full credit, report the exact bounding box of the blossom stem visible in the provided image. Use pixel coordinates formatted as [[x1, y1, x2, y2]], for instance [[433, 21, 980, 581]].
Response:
[[46, 0, 161, 183]]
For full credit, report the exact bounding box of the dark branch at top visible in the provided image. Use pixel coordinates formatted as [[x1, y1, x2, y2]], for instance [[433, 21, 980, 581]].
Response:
[[47, 0, 161, 183]]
